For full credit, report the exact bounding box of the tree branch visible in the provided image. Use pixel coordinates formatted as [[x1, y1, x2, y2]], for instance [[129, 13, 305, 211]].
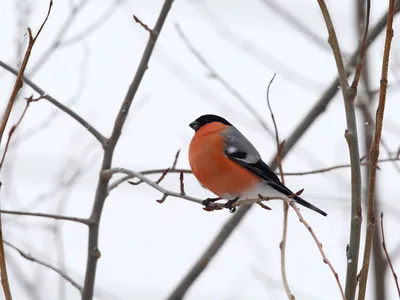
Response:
[[357, 0, 395, 298], [265, 74, 294, 299], [315, 1, 371, 298], [4, 240, 82, 294], [0, 210, 91, 225], [379, 213, 400, 297], [0, 60, 106, 145], [81, 1, 175, 299], [0, 3, 53, 299]]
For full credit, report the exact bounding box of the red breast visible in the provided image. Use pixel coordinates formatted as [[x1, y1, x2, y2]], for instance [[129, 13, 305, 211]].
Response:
[[189, 122, 260, 198]]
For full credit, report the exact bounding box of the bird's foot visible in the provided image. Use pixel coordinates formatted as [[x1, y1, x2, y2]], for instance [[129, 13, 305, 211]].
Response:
[[202, 197, 222, 211], [224, 197, 239, 213]]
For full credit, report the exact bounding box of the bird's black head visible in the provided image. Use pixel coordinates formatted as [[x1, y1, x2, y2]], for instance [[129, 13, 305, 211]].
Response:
[[189, 114, 232, 132]]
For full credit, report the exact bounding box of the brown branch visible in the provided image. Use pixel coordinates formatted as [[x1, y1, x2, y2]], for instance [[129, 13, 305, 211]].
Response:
[[81, 1, 175, 299], [28, 0, 89, 75], [0, 98, 31, 169], [165, 7, 397, 298], [174, 23, 274, 137], [127, 149, 180, 187], [179, 172, 185, 196], [0, 0, 52, 146], [351, 0, 371, 89], [4, 240, 82, 294], [380, 213, 400, 297], [133, 15, 156, 39], [0, 210, 91, 225], [358, 0, 395, 298], [0, 3, 53, 299], [0, 61, 106, 145], [266, 74, 294, 299]]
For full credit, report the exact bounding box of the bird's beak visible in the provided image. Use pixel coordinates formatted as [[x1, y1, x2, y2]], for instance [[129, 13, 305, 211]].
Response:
[[189, 121, 200, 131]]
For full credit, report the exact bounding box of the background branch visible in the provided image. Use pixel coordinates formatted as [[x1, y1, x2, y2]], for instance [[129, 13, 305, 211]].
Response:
[[265, 74, 294, 299], [358, 0, 395, 298], [81, 1, 175, 299], [315, 1, 371, 298]]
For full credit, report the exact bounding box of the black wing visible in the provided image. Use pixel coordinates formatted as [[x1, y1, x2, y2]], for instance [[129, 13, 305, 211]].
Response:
[[226, 150, 327, 217]]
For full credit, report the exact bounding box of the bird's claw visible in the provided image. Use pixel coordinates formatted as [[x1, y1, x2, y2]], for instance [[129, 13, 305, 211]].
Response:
[[224, 198, 239, 213], [202, 197, 222, 211], [202, 199, 212, 208]]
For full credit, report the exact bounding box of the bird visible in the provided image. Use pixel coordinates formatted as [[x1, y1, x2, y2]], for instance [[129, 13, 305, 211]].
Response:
[[188, 114, 327, 216]]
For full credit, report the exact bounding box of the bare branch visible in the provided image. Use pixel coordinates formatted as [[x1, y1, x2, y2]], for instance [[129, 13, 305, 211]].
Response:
[[0, 61, 106, 145], [265, 74, 294, 299], [314, 1, 368, 298], [351, 0, 371, 89], [133, 15, 156, 39], [0, 3, 53, 298], [0, 97, 31, 169], [286, 199, 345, 299], [82, 1, 175, 299], [358, 0, 396, 297], [4, 240, 82, 294], [1, 210, 91, 225], [380, 213, 400, 297]]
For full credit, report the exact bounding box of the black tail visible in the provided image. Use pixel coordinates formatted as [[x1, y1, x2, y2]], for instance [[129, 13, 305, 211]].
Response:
[[293, 195, 327, 217]]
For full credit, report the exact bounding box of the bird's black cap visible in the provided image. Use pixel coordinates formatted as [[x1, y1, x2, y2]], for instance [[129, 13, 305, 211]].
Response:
[[189, 114, 231, 131]]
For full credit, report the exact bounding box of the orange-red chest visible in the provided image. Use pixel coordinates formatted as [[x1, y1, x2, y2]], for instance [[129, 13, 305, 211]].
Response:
[[189, 125, 259, 198]]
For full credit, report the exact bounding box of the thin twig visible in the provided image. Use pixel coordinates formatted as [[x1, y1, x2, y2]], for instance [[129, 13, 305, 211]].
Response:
[[81, 1, 175, 299], [287, 200, 345, 299], [0, 0, 53, 146], [0, 210, 90, 225], [266, 74, 294, 299], [0, 61, 106, 145], [174, 23, 274, 137], [179, 172, 185, 196], [0, 98, 31, 169], [380, 213, 400, 297], [133, 15, 156, 39], [0, 3, 53, 299], [351, 0, 371, 89], [127, 149, 180, 186], [358, 0, 395, 298], [4, 240, 82, 294]]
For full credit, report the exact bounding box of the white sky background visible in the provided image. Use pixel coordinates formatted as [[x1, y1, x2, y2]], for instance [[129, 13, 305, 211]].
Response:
[[0, 0, 399, 299]]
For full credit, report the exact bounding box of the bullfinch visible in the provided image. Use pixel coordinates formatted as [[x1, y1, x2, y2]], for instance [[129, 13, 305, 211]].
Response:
[[188, 114, 327, 216]]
